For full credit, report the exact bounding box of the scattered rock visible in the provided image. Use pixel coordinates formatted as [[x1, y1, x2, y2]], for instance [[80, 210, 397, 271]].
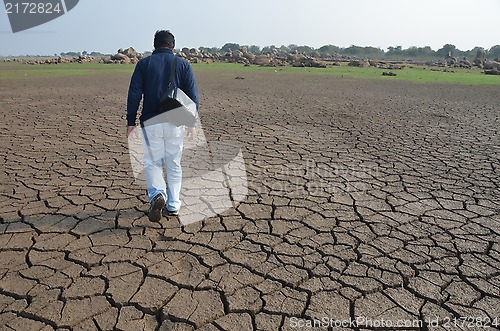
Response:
[[110, 53, 130, 63], [382, 71, 397, 76], [109, 47, 143, 64], [483, 61, 500, 70], [459, 57, 472, 69], [348, 60, 370, 67], [484, 69, 500, 75], [253, 55, 272, 66]]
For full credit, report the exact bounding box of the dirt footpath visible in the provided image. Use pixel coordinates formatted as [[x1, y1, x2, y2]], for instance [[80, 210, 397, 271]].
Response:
[[0, 69, 499, 330]]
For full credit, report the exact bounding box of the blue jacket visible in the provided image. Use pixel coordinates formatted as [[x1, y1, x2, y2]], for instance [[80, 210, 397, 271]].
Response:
[[126, 48, 199, 126]]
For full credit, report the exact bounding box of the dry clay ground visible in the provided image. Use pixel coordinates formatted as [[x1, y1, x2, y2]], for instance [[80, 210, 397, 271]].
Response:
[[0, 67, 499, 331]]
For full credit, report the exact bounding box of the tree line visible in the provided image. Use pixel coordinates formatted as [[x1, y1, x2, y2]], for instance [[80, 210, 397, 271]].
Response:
[[200, 43, 500, 60]]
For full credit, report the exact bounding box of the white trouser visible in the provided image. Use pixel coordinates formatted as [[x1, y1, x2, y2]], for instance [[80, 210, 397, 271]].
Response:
[[141, 122, 185, 211]]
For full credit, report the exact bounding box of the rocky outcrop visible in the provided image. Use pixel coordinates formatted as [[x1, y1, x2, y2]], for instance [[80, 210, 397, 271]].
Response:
[[110, 47, 142, 64], [458, 57, 472, 68], [292, 57, 327, 68], [252, 55, 272, 66], [474, 48, 486, 67], [23, 55, 102, 65], [110, 53, 130, 64], [13, 44, 498, 77], [483, 60, 500, 70], [348, 59, 370, 67]]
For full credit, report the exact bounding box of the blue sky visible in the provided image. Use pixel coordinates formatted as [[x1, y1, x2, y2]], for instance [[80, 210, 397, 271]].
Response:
[[1, 0, 499, 56]]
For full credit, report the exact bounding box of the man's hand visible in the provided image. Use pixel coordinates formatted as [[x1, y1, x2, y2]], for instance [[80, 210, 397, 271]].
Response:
[[127, 126, 137, 138], [186, 127, 196, 141]]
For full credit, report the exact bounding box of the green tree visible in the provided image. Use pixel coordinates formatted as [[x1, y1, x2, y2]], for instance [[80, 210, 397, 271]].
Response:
[[436, 44, 456, 58], [400, 46, 435, 59], [261, 45, 277, 54], [362, 46, 383, 57], [221, 43, 240, 53], [488, 45, 500, 58], [318, 44, 342, 55], [404, 46, 419, 57], [344, 45, 362, 55], [417, 46, 435, 58], [248, 45, 261, 54], [279, 45, 290, 53], [199, 46, 221, 54], [386, 46, 403, 57], [291, 45, 314, 55]]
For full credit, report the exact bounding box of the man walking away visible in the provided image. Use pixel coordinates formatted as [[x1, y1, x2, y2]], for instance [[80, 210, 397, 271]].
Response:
[[126, 30, 199, 222]]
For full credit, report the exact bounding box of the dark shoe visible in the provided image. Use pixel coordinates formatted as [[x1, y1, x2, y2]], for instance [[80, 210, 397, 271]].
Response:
[[163, 208, 179, 217], [148, 194, 166, 222]]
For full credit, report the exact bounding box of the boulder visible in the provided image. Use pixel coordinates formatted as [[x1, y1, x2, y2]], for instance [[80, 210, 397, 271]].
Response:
[[224, 50, 233, 59], [474, 48, 486, 67], [299, 58, 326, 68], [459, 57, 471, 68], [287, 53, 302, 63], [475, 48, 486, 61], [253, 55, 272, 65], [234, 50, 244, 59], [445, 57, 457, 66], [111, 53, 131, 63], [484, 69, 500, 75], [122, 47, 138, 58], [348, 60, 370, 67], [483, 61, 494, 70], [243, 52, 255, 61]]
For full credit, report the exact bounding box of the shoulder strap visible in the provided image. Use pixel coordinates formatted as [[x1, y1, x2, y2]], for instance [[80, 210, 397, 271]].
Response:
[[168, 55, 178, 86]]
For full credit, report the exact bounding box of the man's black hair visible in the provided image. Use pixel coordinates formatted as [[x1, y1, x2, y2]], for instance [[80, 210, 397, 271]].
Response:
[[154, 30, 175, 49]]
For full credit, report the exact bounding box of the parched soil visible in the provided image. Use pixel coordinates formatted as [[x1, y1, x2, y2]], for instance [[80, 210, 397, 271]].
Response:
[[0, 68, 499, 330]]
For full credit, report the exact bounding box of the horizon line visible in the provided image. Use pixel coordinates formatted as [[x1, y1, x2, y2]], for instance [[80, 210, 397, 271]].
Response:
[[1, 43, 499, 58]]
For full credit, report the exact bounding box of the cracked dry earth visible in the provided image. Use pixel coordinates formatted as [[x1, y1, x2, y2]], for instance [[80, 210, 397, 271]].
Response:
[[0, 67, 499, 331]]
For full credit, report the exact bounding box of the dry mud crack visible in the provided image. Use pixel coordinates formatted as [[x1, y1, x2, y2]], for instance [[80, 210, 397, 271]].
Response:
[[0, 70, 499, 330]]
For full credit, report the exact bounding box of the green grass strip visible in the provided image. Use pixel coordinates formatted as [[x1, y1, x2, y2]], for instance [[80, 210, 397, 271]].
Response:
[[0, 61, 498, 85], [191, 62, 500, 85]]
